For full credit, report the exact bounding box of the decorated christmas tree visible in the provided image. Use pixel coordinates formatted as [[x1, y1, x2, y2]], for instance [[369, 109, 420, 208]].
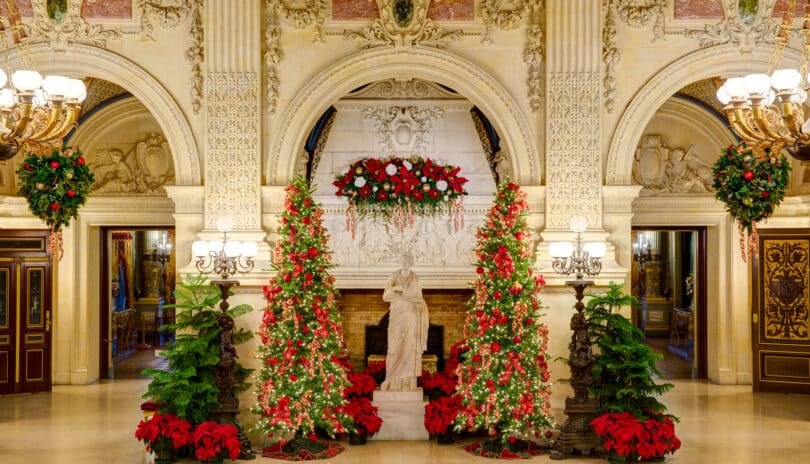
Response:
[[454, 181, 555, 447], [253, 177, 352, 454]]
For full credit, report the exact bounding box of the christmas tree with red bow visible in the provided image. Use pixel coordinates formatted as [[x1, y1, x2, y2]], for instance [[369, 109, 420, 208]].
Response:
[[454, 181, 554, 446], [253, 177, 352, 450]]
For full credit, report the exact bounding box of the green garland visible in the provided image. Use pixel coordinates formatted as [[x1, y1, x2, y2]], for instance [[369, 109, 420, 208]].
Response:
[[17, 147, 94, 258], [711, 143, 790, 261]]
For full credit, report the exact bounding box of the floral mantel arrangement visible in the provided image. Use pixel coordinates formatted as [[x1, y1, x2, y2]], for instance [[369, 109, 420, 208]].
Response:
[[333, 156, 468, 238]]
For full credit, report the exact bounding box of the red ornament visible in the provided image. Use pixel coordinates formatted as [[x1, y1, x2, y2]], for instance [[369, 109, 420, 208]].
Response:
[[508, 436, 517, 444], [493, 291, 502, 300], [49, 160, 60, 169], [305, 272, 314, 281], [762, 191, 770, 198], [50, 202, 60, 211], [472, 354, 482, 363], [525, 318, 533, 325], [302, 217, 311, 225], [491, 341, 501, 352], [66, 190, 76, 198], [513, 336, 521, 343], [290, 374, 298, 382], [77, 157, 85, 165], [283, 274, 292, 283], [307, 247, 318, 258], [475, 310, 483, 317], [308, 433, 318, 442], [476, 266, 484, 275], [743, 170, 754, 181], [515, 232, 524, 240]]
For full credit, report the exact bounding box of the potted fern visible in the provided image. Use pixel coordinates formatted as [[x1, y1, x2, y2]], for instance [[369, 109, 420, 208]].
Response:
[[142, 274, 253, 425], [584, 283, 680, 462]]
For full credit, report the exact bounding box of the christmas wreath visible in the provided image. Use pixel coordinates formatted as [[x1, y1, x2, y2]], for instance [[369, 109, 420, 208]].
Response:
[[333, 156, 468, 238], [17, 147, 94, 259], [712, 143, 790, 262]]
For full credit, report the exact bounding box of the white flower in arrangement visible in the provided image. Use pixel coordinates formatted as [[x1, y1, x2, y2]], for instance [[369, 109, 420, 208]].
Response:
[[443, 195, 449, 201], [385, 164, 397, 176], [340, 166, 350, 176], [354, 177, 367, 188], [403, 160, 413, 170], [421, 176, 427, 182], [373, 186, 379, 192], [436, 180, 448, 191]]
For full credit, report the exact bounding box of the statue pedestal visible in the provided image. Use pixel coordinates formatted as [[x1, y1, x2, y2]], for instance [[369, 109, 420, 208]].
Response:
[[370, 388, 429, 440]]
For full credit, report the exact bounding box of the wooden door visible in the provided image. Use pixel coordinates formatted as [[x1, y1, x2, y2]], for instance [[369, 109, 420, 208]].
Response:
[[0, 232, 52, 395], [752, 230, 810, 393]]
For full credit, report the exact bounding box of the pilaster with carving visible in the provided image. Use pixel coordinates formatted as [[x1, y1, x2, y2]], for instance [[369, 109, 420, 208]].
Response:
[[686, 0, 778, 53], [204, 73, 261, 230], [138, 0, 204, 113], [27, 0, 120, 50]]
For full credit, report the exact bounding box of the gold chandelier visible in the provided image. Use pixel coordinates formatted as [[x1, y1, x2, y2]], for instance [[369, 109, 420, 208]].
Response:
[[0, 1, 87, 160], [716, 0, 810, 159]]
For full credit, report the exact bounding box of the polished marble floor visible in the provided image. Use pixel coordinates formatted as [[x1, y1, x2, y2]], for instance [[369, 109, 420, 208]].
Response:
[[1, 378, 809, 463]]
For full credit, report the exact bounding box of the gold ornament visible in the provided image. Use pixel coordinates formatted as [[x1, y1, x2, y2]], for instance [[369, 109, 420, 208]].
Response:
[[36, 183, 46, 191]]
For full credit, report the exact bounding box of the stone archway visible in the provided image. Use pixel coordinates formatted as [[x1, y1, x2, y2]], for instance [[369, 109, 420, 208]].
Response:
[[0, 43, 201, 186], [268, 47, 540, 186], [605, 44, 801, 185]]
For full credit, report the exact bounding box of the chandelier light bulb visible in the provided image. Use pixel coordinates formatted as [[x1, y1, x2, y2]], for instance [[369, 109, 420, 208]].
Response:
[[569, 215, 588, 234], [0, 89, 14, 108], [716, 85, 732, 105], [241, 241, 258, 258], [208, 240, 224, 253], [0, 69, 7, 89], [224, 240, 242, 258], [191, 240, 209, 257], [11, 70, 43, 92], [744, 73, 771, 96], [766, 90, 777, 106], [584, 242, 607, 259], [65, 79, 87, 102], [791, 88, 808, 104], [770, 68, 802, 91], [32, 89, 46, 106], [549, 241, 574, 259], [724, 77, 748, 99], [42, 75, 71, 99]]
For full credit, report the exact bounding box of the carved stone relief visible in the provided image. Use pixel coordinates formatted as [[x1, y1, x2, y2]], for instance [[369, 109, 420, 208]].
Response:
[[204, 72, 260, 230], [264, 0, 326, 113], [602, 0, 666, 113], [362, 105, 444, 156], [138, 0, 204, 113], [687, 0, 779, 53], [27, 0, 120, 50], [633, 134, 713, 195], [344, 0, 462, 49], [91, 133, 175, 195], [346, 78, 460, 100], [523, 1, 544, 111], [546, 72, 601, 229]]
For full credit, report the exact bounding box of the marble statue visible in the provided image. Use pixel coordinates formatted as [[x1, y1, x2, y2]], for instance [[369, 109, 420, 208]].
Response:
[[380, 252, 429, 391]]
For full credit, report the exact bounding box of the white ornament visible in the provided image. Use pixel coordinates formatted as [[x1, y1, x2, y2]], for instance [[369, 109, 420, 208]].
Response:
[[421, 176, 427, 182], [436, 180, 448, 192], [373, 186, 379, 192], [354, 177, 367, 188], [403, 160, 413, 170]]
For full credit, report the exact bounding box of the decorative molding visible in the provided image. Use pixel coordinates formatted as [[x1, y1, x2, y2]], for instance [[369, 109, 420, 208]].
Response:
[[164, 185, 205, 214], [90, 133, 175, 196], [633, 134, 712, 196], [362, 105, 444, 157], [480, 0, 530, 43], [686, 0, 779, 53], [138, 0, 204, 113], [204, 72, 260, 230], [524, 1, 544, 111], [346, 78, 461, 100], [546, 72, 601, 229], [344, 0, 462, 49], [26, 0, 120, 51], [264, 0, 326, 113], [602, 0, 666, 113]]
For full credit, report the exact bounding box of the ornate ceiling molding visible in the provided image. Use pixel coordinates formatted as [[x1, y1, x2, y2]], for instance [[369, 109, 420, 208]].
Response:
[[602, 0, 666, 113], [344, 0, 462, 49], [686, 0, 778, 53], [26, 0, 120, 51], [346, 78, 461, 100], [264, 0, 326, 113], [138, 0, 204, 114]]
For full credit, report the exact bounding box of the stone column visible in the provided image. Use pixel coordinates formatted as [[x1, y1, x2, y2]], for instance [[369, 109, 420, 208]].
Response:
[[541, 0, 625, 285], [199, 0, 270, 281]]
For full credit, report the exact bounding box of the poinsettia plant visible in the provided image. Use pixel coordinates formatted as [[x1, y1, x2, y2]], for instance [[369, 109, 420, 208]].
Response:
[[134, 413, 192, 459], [590, 411, 681, 461], [16, 147, 94, 260], [333, 156, 468, 238], [424, 394, 462, 435], [339, 397, 382, 436], [191, 421, 242, 462], [420, 370, 458, 399], [712, 143, 790, 261]]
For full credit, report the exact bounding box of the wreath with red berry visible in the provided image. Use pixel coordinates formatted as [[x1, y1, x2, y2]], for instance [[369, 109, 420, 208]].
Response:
[[17, 147, 94, 259], [712, 143, 790, 261]]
